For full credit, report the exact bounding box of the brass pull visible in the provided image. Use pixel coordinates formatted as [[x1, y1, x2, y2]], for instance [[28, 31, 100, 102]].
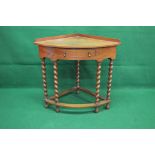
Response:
[[88, 52, 91, 57], [64, 52, 66, 57]]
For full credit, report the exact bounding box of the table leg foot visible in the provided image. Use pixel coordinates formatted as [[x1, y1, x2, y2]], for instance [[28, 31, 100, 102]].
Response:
[[56, 106, 60, 112], [44, 102, 49, 108], [76, 89, 80, 94], [94, 107, 99, 113], [106, 103, 110, 109]]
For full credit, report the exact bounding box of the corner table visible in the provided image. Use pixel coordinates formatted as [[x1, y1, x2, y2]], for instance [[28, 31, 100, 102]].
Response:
[[34, 34, 120, 113]]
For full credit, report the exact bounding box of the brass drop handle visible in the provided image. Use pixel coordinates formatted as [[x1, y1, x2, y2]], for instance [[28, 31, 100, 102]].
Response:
[[64, 52, 67, 57], [88, 52, 91, 57]]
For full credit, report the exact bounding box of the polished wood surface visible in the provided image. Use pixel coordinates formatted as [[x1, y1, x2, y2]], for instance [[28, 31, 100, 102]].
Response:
[[35, 35, 119, 48], [34, 33, 120, 48]]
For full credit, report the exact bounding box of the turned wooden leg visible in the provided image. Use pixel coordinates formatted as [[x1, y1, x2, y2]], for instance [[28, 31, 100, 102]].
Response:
[[106, 59, 113, 109], [41, 58, 48, 107], [53, 61, 59, 112], [95, 61, 102, 113], [76, 60, 80, 93]]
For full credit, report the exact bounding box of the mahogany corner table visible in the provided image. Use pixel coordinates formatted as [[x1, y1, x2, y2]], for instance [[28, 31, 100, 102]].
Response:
[[34, 34, 121, 113]]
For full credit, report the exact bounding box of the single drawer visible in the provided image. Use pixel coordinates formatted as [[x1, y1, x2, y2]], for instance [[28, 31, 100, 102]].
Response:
[[60, 49, 97, 60]]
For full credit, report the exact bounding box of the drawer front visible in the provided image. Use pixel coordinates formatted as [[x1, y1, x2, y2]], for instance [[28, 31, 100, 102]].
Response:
[[59, 49, 97, 60], [39, 46, 116, 61]]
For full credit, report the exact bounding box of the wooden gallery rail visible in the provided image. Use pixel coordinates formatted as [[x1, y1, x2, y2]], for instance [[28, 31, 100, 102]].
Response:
[[34, 34, 121, 113]]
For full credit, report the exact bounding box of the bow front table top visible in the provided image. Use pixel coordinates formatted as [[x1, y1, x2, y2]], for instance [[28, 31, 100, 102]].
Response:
[[34, 34, 121, 113]]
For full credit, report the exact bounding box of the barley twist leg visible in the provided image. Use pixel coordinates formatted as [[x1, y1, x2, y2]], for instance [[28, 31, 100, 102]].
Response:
[[41, 58, 48, 107], [106, 59, 113, 109], [53, 61, 59, 112], [95, 61, 102, 113], [76, 60, 80, 93]]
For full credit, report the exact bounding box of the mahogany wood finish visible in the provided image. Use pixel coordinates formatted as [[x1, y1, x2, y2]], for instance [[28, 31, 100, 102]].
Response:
[[79, 87, 104, 100], [95, 61, 102, 113], [76, 60, 80, 93], [41, 58, 48, 107], [49, 86, 105, 101], [50, 87, 77, 100], [45, 98, 110, 108], [53, 61, 59, 112], [106, 59, 113, 109], [35, 34, 120, 113]]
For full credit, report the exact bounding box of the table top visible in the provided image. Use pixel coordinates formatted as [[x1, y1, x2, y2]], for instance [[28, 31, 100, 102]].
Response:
[[34, 34, 120, 49]]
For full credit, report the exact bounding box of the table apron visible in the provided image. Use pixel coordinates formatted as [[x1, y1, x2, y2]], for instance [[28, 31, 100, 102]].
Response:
[[38, 46, 116, 61]]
